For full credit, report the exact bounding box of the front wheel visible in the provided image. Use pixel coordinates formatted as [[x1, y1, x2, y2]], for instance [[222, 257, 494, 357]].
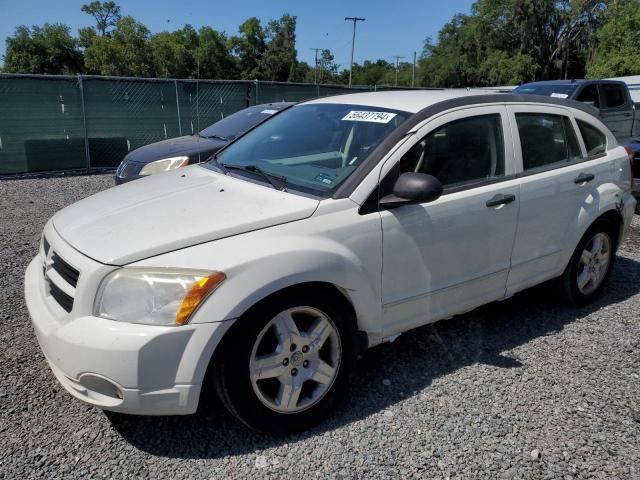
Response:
[[213, 290, 357, 435], [559, 220, 616, 305]]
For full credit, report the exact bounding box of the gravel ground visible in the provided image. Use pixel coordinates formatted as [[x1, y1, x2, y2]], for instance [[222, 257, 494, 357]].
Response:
[[1, 173, 639, 479]]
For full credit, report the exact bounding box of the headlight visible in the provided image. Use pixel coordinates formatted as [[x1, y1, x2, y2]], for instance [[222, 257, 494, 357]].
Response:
[[139, 156, 189, 176], [95, 269, 226, 326]]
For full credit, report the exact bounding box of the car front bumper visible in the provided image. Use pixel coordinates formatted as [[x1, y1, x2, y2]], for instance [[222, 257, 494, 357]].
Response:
[[25, 256, 234, 415]]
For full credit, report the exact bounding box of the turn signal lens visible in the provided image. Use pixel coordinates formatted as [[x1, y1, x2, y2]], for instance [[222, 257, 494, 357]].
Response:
[[175, 272, 226, 325]]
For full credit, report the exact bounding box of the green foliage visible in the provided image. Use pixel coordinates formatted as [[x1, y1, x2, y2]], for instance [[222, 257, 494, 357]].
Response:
[[3, 0, 634, 86], [420, 0, 608, 87], [587, 1, 640, 77], [229, 17, 266, 79], [258, 14, 298, 81], [150, 25, 198, 79], [196, 27, 237, 80], [81, 1, 121, 36], [3, 23, 82, 74], [83, 16, 153, 76]]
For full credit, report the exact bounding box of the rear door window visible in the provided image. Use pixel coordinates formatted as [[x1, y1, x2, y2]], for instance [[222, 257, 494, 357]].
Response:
[[601, 84, 626, 108], [576, 120, 607, 156], [575, 85, 600, 108], [398, 114, 505, 189], [515, 113, 581, 171]]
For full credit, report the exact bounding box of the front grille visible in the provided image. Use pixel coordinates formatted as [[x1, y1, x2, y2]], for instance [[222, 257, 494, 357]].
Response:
[[49, 281, 74, 313], [51, 253, 80, 287]]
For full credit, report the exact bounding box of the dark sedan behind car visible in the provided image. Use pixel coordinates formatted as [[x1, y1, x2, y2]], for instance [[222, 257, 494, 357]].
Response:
[[115, 102, 293, 184]]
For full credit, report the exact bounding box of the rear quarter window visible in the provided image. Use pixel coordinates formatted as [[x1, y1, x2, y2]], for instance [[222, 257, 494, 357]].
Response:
[[576, 120, 607, 157]]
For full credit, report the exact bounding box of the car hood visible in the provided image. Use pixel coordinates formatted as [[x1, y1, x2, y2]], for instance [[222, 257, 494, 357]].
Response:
[[52, 166, 320, 265], [125, 135, 227, 163]]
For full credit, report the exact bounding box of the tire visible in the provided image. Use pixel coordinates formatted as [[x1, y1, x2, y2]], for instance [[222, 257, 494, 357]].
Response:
[[558, 219, 617, 306], [213, 288, 357, 435]]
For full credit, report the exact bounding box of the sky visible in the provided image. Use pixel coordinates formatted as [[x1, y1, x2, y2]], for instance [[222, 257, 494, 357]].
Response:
[[0, 0, 475, 69]]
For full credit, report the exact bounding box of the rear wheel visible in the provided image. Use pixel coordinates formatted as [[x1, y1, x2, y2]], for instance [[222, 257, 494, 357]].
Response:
[[214, 290, 356, 435], [559, 220, 616, 305]]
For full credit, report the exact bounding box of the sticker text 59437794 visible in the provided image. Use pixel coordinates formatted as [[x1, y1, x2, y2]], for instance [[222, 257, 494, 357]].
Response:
[[342, 111, 397, 124]]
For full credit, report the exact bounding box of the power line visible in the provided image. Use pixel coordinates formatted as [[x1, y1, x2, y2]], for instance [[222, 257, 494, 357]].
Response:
[[345, 17, 365, 88]]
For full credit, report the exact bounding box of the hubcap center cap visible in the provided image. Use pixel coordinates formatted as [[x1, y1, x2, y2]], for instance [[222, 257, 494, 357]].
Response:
[[290, 351, 304, 367]]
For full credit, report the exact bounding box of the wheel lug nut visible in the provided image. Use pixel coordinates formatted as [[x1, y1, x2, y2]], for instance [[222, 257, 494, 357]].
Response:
[[290, 344, 297, 352], [282, 358, 289, 366], [291, 368, 298, 376], [302, 345, 309, 353], [303, 360, 309, 368]]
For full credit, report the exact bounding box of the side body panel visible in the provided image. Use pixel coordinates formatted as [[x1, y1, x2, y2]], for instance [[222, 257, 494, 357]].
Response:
[[506, 104, 628, 296], [376, 105, 520, 336]]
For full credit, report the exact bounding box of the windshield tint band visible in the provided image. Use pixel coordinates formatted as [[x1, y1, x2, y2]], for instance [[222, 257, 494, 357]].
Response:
[[331, 93, 603, 199]]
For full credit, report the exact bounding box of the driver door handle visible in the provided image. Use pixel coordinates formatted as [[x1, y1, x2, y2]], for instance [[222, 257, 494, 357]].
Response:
[[574, 173, 595, 184], [485, 193, 516, 208]]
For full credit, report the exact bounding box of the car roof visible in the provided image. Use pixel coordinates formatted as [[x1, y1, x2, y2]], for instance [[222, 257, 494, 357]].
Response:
[[518, 79, 625, 87], [303, 89, 501, 114]]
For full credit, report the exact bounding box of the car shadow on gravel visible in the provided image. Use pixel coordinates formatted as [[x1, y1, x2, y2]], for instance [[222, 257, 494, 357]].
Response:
[[106, 255, 640, 460]]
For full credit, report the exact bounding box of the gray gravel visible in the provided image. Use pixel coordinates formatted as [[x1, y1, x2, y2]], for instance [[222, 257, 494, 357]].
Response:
[[1, 173, 639, 479]]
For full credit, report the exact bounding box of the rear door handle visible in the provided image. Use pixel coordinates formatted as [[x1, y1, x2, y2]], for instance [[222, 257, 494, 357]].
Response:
[[574, 173, 595, 184], [486, 193, 516, 208]]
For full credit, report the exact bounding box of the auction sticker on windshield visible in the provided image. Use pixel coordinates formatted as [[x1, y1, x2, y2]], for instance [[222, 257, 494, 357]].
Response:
[[342, 111, 397, 123]]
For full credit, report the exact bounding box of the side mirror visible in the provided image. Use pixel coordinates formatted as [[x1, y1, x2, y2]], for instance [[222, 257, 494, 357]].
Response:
[[581, 100, 597, 109], [379, 172, 443, 208]]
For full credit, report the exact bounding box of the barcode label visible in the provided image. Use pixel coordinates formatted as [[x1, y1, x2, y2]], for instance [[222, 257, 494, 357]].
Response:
[[342, 111, 397, 123]]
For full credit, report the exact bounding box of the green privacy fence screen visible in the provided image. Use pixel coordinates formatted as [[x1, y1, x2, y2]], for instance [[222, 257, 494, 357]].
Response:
[[0, 73, 419, 174]]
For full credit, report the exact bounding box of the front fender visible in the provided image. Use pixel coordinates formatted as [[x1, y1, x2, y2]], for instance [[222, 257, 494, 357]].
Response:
[[129, 214, 383, 336]]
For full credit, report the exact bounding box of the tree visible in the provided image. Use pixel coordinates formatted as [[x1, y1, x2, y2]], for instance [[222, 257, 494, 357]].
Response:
[[317, 49, 338, 83], [230, 17, 266, 78], [83, 16, 152, 76], [150, 25, 198, 78], [587, 0, 640, 77], [196, 27, 237, 79], [81, 1, 121, 36], [258, 14, 298, 81], [3, 23, 82, 74], [418, 0, 609, 87]]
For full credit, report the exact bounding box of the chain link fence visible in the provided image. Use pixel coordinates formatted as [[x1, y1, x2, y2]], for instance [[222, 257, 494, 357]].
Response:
[[0, 74, 414, 175]]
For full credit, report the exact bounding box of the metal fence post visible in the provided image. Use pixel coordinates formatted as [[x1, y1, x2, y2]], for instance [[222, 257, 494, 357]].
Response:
[[77, 74, 91, 172], [254, 79, 259, 105], [174, 79, 182, 136]]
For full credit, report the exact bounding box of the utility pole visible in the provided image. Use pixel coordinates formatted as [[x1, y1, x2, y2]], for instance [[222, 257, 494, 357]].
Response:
[[393, 55, 405, 87], [311, 48, 322, 84], [412, 51, 416, 87], [345, 17, 365, 88]]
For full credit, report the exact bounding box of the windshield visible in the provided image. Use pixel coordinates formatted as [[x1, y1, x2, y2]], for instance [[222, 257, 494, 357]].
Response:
[[199, 106, 281, 140], [204, 103, 409, 196], [513, 84, 578, 98]]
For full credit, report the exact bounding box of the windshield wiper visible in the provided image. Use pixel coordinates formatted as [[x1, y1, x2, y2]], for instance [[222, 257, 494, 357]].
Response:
[[209, 156, 229, 174], [222, 163, 287, 191]]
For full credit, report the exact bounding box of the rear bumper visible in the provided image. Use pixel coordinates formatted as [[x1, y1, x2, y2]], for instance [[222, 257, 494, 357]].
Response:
[[25, 256, 234, 415]]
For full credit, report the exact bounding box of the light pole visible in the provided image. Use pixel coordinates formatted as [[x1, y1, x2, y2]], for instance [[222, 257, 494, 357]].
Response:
[[393, 55, 405, 86], [311, 48, 322, 84], [345, 17, 365, 88], [412, 51, 416, 87]]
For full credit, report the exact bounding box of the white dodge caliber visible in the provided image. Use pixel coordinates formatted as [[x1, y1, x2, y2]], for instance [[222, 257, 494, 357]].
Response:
[[25, 91, 636, 434]]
